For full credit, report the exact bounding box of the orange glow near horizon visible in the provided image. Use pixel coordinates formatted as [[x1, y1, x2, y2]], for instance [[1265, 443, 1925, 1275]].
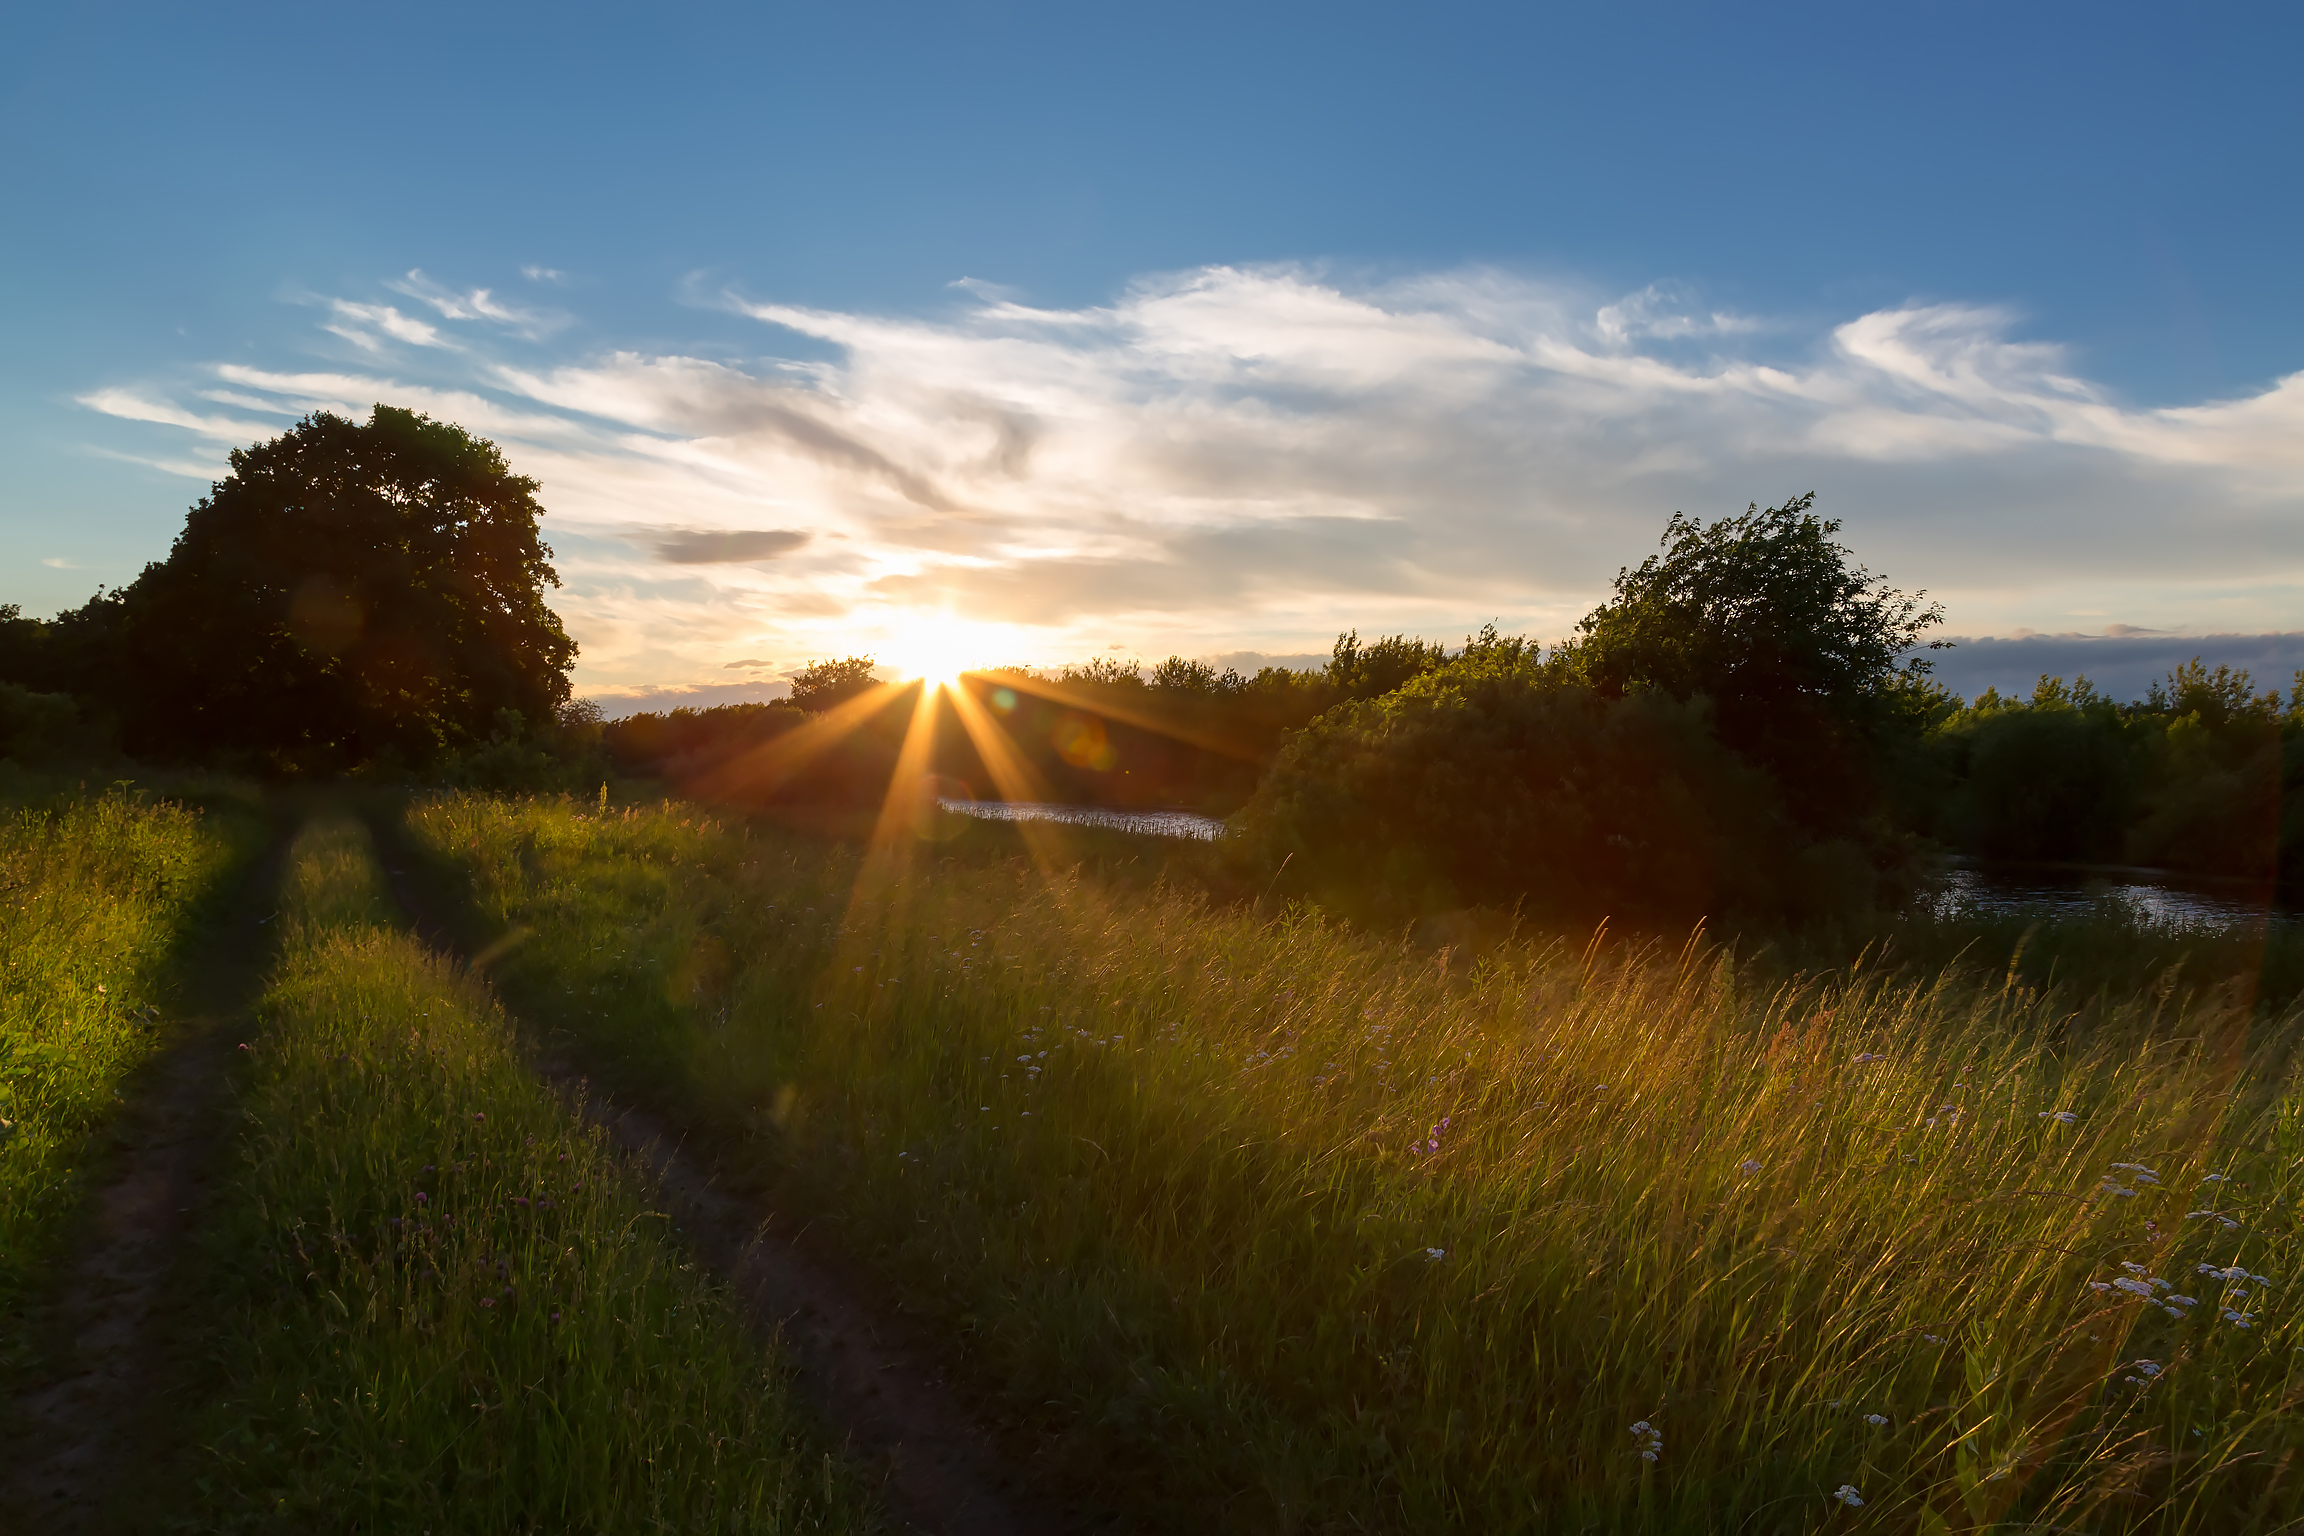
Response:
[[875, 614, 1014, 691]]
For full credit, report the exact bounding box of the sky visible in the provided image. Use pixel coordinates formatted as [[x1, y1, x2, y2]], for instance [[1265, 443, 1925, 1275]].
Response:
[[4, 1, 2299, 705]]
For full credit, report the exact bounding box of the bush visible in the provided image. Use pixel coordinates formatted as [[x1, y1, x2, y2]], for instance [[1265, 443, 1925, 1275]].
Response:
[[1941, 697, 2140, 861], [1235, 647, 1877, 929], [0, 683, 106, 764]]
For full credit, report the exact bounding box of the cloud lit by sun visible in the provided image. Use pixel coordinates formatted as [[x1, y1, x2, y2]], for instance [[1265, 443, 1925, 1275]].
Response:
[[74, 265, 2304, 702]]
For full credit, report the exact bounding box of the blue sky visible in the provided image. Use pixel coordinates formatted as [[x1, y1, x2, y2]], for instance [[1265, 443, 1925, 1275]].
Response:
[[4, 1, 2299, 700]]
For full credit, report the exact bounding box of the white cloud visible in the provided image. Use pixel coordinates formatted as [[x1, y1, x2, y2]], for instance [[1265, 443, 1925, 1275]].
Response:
[[77, 264, 2304, 692], [389, 269, 566, 338], [324, 300, 452, 351]]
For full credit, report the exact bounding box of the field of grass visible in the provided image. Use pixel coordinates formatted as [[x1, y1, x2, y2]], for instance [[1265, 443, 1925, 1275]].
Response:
[[0, 783, 253, 1356], [159, 814, 870, 1533], [407, 791, 2304, 1533]]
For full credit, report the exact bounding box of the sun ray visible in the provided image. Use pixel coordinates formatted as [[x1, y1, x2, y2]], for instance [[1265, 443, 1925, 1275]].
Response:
[[942, 674, 1079, 881], [972, 668, 1266, 763], [683, 681, 911, 805], [836, 677, 948, 940]]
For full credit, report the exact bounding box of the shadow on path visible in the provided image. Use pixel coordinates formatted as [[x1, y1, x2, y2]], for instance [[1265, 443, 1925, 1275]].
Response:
[[1, 812, 292, 1533]]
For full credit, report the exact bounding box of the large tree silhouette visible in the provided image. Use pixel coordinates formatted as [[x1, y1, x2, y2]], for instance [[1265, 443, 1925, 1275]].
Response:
[[80, 406, 577, 770]]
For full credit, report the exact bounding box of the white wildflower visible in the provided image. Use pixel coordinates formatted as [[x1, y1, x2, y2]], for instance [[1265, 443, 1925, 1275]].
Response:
[[1425, 1248, 1446, 1262], [2120, 1261, 2148, 1274], [2040, 1110, 2078, 1125], [2131, 1360, 2162, 1378], [1738, 1159, 1764, 1174], [1832, 1485, 1865, 1507]]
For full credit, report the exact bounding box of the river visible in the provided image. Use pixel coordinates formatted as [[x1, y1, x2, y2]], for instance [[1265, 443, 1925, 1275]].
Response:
[[940, 799, 2294, 931], [939, 798, 1229, 841], [1934, 860, 2297, 931]]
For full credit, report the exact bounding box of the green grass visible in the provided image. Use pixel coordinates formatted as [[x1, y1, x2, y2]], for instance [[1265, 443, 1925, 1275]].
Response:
[[163, 814, 872, 1533], [0, 784, 251, 1357], [407, 791, 2304, 1533]]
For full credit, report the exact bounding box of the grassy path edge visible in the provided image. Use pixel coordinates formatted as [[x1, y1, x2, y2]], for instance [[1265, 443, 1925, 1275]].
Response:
[[365, 806, 1076, 1536], [0, 810, 291, 1530]]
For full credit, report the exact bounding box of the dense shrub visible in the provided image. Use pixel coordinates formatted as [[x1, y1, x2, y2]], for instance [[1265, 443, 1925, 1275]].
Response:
[[1236, 644, 1877, 928], [0, 682, 109, 765], [1934, 682, 2141, 861], [1927, 663, 2303, 893]]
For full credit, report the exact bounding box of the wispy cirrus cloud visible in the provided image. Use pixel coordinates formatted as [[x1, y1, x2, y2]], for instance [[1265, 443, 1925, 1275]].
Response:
[[389, 269, 567, 339], [77, 263, 2304, 693], [323, 300, 452, 352]]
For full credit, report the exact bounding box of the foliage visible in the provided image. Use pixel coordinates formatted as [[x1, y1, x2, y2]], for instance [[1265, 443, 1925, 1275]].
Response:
[[786, 655, 881, 713], [1324, 628, 1449, 702], [602, 699, 808, 778], [411, 792, 2304, 1534], [1235, 636, 1875, 927], [26, 407, 577, 773], [431, 703, 611, 794], [1931, 676, 2145, 862], [165, 815, 868, 1532], [0, 682, 109, 765], [1929, 662, 2303, 892], [1568, 493, 1947, 825]]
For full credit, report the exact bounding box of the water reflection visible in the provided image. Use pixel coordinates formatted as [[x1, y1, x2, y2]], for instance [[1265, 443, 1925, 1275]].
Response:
[[1934, 861, 2297, 931], [939, 798, 1227, 841]]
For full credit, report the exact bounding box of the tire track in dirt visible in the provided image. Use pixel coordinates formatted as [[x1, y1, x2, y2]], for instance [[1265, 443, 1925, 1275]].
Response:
[[1, 825, 289, 1534], [370, 814, 1080, 1536]]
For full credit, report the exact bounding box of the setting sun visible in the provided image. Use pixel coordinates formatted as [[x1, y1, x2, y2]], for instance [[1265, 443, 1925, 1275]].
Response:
[[876, 614, 1011, 689]]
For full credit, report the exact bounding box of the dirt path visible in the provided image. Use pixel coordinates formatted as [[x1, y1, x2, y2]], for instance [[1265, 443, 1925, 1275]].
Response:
[[371, 820, 1079, 1536], [1, 828, 287, 1533]]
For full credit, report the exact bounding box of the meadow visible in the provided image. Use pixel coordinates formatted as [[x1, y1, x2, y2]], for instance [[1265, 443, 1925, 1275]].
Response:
[[145, 813, 870, 1532], [400, 790, 2304, 1533]]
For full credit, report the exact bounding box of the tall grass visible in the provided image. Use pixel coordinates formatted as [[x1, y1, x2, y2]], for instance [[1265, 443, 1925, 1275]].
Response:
[[166, 815, 871, 1533], [0, 787, 243, 1351], [411, 793, 2304, 1533]]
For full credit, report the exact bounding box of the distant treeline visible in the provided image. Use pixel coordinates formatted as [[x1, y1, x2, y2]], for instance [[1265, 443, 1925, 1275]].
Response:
[[596, 633, 1443, 814], [596, 498, 2303, 925], [3, 402, 2297, 931]]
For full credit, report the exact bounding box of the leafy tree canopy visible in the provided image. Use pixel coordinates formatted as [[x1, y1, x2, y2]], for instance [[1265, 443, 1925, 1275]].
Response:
[[787, 655, 882, 713], [1567, 493, 1946, 821], [59, 406, 576, 770], [1325, 629, 1449, 702], [1570, 493, 1945, 719]]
